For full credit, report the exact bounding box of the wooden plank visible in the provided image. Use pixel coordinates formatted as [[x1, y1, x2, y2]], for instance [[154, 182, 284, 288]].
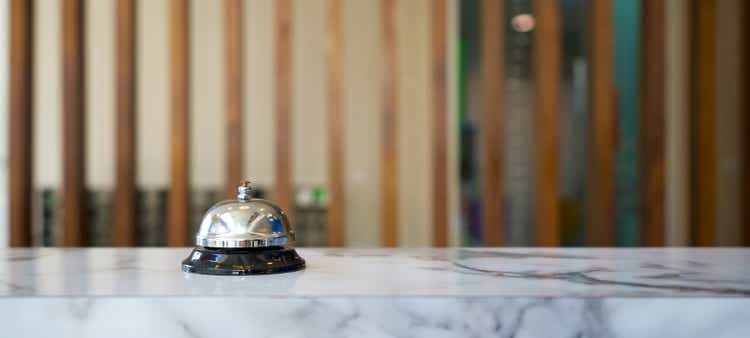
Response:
[[275, 0, 293, 216], [640, 0, 666, 246], [9, 0, 33, 247], [744, 0, 750, 247], [480, 0, 504, 246], [381, 0, 398, 247], [326, 0, 345, 246], [431, 0, 448, 247], [690, 0, 716, 246], [62, 0, 87, 246], [585, 0, 615, 246], [224, 0, 243, 198], [113, 0, 137, 246], [167, 0, 190, 247], [533, 0, 561, 246]]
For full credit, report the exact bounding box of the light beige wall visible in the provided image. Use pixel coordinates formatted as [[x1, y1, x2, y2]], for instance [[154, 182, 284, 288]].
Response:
[[34, 0, 62, 188], [342, 0, 382, 246], [29, 0, 446, 247], [293, 0, 327, 186], [191, 0, 225, 189], [397, 0, 431, 246], [137, 0, 170, 189], [244, 0, 275, 187], [87, 0, 115, 189]]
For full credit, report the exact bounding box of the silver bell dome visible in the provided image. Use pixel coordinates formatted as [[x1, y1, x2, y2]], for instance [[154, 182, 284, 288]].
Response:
[[195, 181, 295, 248]]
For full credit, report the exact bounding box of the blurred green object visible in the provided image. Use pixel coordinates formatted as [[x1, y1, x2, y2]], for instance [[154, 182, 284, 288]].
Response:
[[614, 0, 641, 246], [313, 186, 328, 207]]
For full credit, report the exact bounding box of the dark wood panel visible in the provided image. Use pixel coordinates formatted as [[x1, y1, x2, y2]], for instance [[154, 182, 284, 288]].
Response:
[[381, 0, 398, 247], [640, 0, 666, 246], [224, 0, 243, 198], [326, 0, 345, 246], [275, 0, 293, 216], [586, 0, 615, 246], [690, 0, 716, 246], [113, 0, 137, 246], [62, 0, 87, 247], [431, 0, 448, 247], [167, 0, 190, 247], [533, 0, 561, 246], [9, 0, 33, 247], [744, 0, 750, 247], [480, 0, 504, 246]]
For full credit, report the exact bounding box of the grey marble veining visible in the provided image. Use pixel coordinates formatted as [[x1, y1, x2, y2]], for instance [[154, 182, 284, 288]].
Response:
[[1, 248, 749, 337], [3, 297, 749, 338], [1, 247, 749, 297]]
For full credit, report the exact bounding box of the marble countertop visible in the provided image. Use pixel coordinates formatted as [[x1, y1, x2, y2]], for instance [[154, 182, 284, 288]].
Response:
[[3, 248, 750, 337], [1, 247, 749, 298]]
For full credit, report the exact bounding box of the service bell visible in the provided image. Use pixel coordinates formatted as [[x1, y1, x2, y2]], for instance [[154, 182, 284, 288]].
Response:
[[181, 181, 306, 275]]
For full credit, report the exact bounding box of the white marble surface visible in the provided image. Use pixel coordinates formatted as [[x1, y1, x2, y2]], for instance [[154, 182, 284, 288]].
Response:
[[1, 247, 749, 297], [1, 248, 749, 337]]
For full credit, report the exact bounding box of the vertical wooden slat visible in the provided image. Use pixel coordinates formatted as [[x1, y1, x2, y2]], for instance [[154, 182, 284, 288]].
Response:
[[113, 0, 137, 246], [480, 0, 504, 246], [586, 0, 615, 246], [431, 0, 448, 247], [381, 0, 398, 247], [167, 0, 190, 247], [690, 0, 716, 246], [62, 0, 87, 246], [533, 0, 561, 246], [640, 0, 666, 246], [744, 0, 750, 247], [275, 0, 293, 216], [224, 0, 243, 197], [9, 0, 33, 247], [326, 0, 345, 246]]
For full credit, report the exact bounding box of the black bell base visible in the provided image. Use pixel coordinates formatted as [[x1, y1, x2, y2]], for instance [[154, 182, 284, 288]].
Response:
[[181, 246, 306, 275]]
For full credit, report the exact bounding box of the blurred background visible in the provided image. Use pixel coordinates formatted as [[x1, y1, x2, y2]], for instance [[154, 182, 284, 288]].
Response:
[[0, 0, 747, 247]]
